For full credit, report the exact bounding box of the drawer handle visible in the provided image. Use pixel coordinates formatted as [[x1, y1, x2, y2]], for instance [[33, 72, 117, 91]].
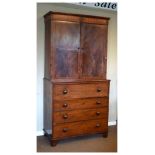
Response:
[[97, 88, 102, 92], [96, 111, 101, 115], [96, 123, 100, 127], [63, 128, 68, 132], [96, 101, 101, 104], [63, 89, 68, 94], [63, 103, 68, 107], [63, 114, 68, 119]]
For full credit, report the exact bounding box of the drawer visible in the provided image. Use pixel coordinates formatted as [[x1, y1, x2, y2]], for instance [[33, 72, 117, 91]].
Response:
[[52, 119, 108, 139], [54, 97, 108, 111], [53, 82, 109, 100], [53, 107, 108, 124]]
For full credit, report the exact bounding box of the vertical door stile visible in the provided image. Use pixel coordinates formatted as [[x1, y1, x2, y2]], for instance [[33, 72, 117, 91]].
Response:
[[52, 21, 56, 79], [79, 21, 82, 79], [77, 22, 81, 79]]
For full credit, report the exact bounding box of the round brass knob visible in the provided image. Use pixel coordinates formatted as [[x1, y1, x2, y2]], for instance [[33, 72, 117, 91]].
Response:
[[63, 103, 68, 107], [63, 128, 68, 132], [63, 114, 68, 119], [63, 89, 68, 94], [97, 88, 102, 92], [96, 123, 100, 127], [96, 101, 101, 104], [96, 111, 101, 115]]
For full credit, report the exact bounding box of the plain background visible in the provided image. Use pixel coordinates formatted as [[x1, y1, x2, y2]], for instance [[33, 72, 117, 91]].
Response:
[[0, 0, 155, 155], [37, 3, 117, 135]]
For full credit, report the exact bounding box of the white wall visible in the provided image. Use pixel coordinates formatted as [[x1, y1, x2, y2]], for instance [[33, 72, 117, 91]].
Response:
[[37, 3, 117, 134]]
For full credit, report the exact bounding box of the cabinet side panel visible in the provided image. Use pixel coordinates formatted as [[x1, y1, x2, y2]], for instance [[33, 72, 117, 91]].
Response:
[[43, 79, 52, 132], [44, 20, 51, 79], [44, 19, 52, 132]]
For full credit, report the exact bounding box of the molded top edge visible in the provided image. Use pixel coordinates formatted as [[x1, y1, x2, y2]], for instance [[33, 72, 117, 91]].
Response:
[[43, 11, 110, 20], [51, 79, 111, 84]]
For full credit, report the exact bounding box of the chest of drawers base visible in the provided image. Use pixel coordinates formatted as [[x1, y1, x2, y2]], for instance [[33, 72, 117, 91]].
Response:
[[44, 80, 110, 146]]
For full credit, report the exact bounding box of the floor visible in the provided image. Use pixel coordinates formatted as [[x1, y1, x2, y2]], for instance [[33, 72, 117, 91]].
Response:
[[37, 125, 117, 152]]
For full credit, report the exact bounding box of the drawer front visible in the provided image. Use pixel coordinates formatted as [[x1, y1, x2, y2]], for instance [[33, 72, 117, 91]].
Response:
[[53, 107, 108, 124], [54, 97, 108, 111], [53, 119, 108, 139], [53, 82, 109, 100]]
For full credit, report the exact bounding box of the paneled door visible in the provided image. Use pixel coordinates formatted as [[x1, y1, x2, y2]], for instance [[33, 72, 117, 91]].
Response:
[[81, 23, 108, 79], [54, 21, 80, 79]]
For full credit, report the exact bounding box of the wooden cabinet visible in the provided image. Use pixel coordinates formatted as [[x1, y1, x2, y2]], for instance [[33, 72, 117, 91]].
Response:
[[43, 11, 110, 146]]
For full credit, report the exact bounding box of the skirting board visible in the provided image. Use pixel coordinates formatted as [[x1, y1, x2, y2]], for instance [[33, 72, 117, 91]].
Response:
[[36, 121, 117, 136]]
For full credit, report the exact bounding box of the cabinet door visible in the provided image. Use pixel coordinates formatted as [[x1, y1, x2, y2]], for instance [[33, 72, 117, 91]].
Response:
[[81, 23, 108, 79], [54, 21, 80, 79]]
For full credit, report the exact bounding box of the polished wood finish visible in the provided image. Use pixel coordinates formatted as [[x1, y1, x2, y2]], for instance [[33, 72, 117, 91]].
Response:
[[44, 11, 109, 24], [52, 14, 80, 22], [52, 119, 108, 139], [53, 97, 108, 111], [46, 11, 109, 81], [43, 11, 110, 146], [81, 23, 108, 79], [53, 82, 109, 100], [43, 78, 52, 131], [54, 21, 80, 79], [44, 20, 51, 79], [51, 14, 108, 24], [81, 17, 108, 24], [53, 107, 108, 124]]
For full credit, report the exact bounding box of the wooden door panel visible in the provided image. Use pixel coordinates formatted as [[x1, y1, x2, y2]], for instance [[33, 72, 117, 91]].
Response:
[[54, 21, 80, 78], [81, 23, 107, 79], [55, 48, 78, 78]]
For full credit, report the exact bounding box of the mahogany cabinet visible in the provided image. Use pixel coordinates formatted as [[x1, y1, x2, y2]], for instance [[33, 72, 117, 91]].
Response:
[[43, 11, 110, 146]]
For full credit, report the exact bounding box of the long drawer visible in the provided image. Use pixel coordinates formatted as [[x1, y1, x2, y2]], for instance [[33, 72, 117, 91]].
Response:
[[53, 107, 108, 124], [52, 119, 108, 139], [53, 97, 108, 111], [53, 82, 109, 100]]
